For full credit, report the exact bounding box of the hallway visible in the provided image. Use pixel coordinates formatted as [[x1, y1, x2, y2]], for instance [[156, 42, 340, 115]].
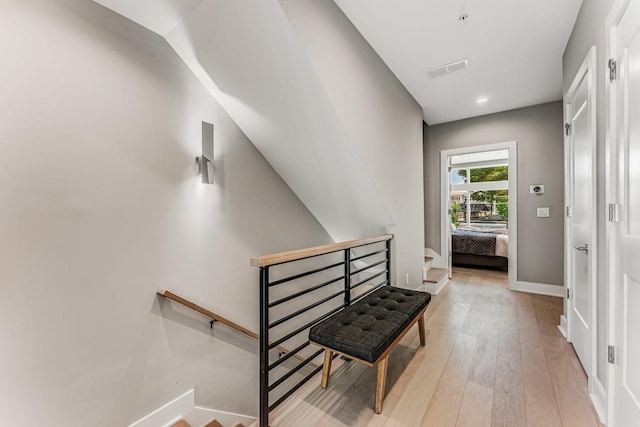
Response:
[[270, 270, 602, 426]]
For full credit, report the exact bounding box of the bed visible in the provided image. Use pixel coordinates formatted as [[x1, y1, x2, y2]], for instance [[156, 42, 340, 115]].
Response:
[[451, 228, 509, 270]]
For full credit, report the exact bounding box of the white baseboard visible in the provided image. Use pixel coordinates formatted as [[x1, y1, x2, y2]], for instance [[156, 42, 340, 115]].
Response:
[[590, 377, 608, 425], [511, 281, 564, 298], [558, 315, 567, 338], [424, 248, 446, 269], [128, 389, 194, 427]]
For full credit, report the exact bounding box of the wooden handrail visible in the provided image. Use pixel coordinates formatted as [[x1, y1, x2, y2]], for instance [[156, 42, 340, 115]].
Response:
[[250, 234, 393, 267], [157, 289, 314, 366], [158, 290, 259, 340]]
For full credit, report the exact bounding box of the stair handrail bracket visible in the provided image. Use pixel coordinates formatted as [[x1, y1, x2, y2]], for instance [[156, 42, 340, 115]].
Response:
[[157, 289, 259, 340], [252, 234, 394, 427]]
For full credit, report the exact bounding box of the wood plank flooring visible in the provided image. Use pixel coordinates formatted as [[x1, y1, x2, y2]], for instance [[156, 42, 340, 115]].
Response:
[[269, 271, 603, 427]]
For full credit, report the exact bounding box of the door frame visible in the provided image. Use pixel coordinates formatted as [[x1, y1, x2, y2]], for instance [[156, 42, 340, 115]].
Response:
[[440, 141, 518, 289], [563, 44, 601, 411]]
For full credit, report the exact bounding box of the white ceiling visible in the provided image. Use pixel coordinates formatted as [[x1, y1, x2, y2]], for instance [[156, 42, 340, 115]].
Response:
[[334, 0, 583, 125]]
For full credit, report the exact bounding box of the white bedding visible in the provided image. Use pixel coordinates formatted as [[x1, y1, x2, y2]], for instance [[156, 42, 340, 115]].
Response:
[[495, 234, 509, 258]]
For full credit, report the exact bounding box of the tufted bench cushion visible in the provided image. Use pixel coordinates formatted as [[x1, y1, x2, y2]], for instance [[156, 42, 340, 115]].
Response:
[[309, 286, 431, 364]]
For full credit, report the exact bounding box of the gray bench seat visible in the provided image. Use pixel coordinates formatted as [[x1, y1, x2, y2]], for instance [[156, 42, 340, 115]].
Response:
[[309, 286, 431, 413]]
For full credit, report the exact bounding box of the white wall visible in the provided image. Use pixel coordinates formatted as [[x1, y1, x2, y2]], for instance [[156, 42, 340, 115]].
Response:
[[0, 0, 332, 425], [278, 0, 425, 288]]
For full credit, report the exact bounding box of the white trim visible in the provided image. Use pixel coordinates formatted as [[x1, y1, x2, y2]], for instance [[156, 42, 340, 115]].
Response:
[[563, 46, 599, 399], [450, 159, 508, 169], [441, 150, 453, 272], [511, 281, 564, 298], [605, 0, 631, 423], [451, 180, 509, 192], [424, 247, 445, 269], [440, 141, 518, 289], [590, 377, 608, 425], [558, 314, 568, 338], [128, 389, 195, 427]]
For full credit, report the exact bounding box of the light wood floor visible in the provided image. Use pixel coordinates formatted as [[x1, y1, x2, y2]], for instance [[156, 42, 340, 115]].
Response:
[[452, 266, 509, 279], [270, 272, 603, 427]]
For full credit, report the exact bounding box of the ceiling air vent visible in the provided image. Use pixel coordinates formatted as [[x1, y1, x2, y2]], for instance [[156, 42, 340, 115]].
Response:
[[426, 59, 469, 79]]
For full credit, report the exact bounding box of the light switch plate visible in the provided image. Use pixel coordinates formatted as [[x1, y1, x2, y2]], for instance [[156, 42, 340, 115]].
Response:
[[537, 207, 550, 218]]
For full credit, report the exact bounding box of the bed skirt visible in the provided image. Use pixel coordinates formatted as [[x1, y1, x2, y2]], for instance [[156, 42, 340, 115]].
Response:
[[452, 252, 508, 270]]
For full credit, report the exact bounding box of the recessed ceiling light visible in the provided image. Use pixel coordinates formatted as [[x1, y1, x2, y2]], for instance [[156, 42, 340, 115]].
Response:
[[476, 96, 489, 104]]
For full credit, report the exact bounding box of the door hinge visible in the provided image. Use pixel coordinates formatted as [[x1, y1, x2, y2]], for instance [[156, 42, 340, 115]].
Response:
[[565, 122, 572, 136], [566, 288, 571, 299], [609, 203, 620, 222], [608, 345, 616, 364], [609, 59, 617, 82], [566, 206, 573, 217]]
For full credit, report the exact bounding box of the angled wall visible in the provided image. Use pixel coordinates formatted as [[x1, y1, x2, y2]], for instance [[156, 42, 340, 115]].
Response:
[[95, 0, 426, 288], [97, 0, 394, 243], [0, 1, 331, 425], [278, 0, 425, 288]]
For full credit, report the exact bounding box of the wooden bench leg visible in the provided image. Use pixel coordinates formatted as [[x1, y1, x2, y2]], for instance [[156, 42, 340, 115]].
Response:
[[374, 355, 389, 414], [321, 349, 333, 389], [418, 314, 426, 347]]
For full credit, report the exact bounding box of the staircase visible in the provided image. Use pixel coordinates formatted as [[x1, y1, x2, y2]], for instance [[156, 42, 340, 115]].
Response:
[[172, 410, 255, 427], [422, 256, 449, 295], [127, 388, 257, 427], [172, 419, 244, 427]]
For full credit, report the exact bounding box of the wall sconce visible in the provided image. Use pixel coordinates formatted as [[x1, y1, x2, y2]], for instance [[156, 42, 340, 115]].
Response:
[[196, 121, 214, 184]]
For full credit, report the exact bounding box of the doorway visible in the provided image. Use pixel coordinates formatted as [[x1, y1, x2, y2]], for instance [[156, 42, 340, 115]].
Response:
[[563, 46, 598, 391], [440, 141, 518, 289]]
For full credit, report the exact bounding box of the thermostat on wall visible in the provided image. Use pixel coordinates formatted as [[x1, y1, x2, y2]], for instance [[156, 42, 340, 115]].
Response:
[[530, 185, 544, 195]]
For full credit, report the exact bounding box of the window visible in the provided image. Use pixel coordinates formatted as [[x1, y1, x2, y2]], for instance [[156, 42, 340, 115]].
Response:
[[450, 153, 509, 230]]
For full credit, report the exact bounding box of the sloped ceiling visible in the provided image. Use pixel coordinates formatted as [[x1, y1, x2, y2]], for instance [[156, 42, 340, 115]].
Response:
[[93, 0, 394, 242], [334, 0, 583, 124]]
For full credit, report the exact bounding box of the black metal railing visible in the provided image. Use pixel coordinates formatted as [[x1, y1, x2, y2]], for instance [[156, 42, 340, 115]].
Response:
[[251, 235, 393, 427]]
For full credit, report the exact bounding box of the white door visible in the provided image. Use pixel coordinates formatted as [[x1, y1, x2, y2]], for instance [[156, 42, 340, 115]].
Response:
[[565, 49, 596, 375], [609, 0, 640, 424]]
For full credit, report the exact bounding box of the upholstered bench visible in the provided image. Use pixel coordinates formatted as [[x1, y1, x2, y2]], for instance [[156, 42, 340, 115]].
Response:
[[309, 286, 431, 413]]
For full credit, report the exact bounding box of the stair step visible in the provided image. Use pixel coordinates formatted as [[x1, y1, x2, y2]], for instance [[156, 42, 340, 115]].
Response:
[[183, 407, 255, 427], [424, 267, 448, 284], [172, 420, 191, 427]]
